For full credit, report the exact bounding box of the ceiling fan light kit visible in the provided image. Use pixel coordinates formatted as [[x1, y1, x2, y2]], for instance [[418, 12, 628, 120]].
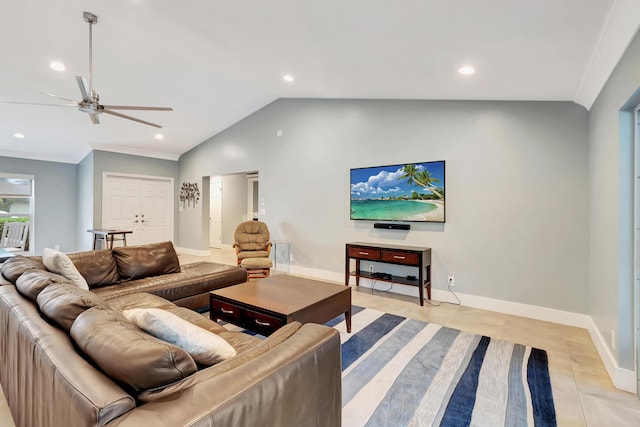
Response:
[[5, 11, 173, 129]]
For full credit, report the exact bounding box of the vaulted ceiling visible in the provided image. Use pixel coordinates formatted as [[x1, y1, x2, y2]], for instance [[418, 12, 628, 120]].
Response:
[[1, 0, 639, 164]]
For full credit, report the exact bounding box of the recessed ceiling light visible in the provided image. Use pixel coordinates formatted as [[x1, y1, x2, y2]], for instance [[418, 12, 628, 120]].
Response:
[[13, 133, 25, 139], [458, 66, 476, 76], [155, 133, 164, 140], [283, 74, 294, 82], [49, 61, 66, 72]]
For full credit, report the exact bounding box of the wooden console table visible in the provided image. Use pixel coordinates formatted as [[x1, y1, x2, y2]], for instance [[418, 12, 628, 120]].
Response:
[[345, 242, 431, 306]]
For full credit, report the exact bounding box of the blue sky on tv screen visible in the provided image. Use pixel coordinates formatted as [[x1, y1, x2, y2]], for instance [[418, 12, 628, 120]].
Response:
[[350, 161, 445, 199]]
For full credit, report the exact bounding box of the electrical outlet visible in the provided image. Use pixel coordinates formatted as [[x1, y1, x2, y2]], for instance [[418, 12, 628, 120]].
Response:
[[448, 275, 455, 287]]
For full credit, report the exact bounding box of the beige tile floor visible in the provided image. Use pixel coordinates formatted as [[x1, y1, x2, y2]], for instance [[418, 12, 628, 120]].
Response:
[[1, 248, 639, 426]]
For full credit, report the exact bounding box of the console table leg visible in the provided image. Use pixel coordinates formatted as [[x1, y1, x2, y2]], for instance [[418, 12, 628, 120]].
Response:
[[345, 308, 352, 333], [425, 265, 432, 300]]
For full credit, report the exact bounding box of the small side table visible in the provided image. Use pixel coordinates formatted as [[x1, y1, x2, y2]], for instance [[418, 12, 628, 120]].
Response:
[[87, 229, 133, 250]]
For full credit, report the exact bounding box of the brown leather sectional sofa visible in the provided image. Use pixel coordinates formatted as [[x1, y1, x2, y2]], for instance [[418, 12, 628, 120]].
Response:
[[0, 242, 342, 427]]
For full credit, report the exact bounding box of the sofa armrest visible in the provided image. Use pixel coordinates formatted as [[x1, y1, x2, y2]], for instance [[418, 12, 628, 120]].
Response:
[[106, 323, 341, 427]]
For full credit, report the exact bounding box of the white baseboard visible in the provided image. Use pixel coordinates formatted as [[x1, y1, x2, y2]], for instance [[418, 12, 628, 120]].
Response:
[[175, 247, 211, 257], [587, 318, 637, 393], [289, 265, 636, 393]]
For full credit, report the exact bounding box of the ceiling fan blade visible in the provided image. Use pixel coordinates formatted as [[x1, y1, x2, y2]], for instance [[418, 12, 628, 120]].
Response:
[[89, 113, 100, 125], [102, 105, 173, 111], [40, 92, 77, 103], [103, 109, 162, 128], [3, 101, 76, 107], [0, 82, 78, 103], [76, 76, 91, 102]]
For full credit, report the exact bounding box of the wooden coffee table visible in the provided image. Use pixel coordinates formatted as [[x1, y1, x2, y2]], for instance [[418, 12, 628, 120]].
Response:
[[210, 274, 351, 336]]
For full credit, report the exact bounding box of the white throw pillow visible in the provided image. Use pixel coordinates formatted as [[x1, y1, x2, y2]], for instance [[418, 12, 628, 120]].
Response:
[[122, 308, 236, 365], [42, 248, 89, 290]]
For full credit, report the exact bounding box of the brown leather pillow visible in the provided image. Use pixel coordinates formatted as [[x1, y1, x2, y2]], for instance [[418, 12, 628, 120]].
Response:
[[67, 249, 119, 288], [70, 306, 197, 393], [15, 270, 72, 302], [37, 282, 107, 332], [112, 241, 180, 281], [1, 256, 46, 284]]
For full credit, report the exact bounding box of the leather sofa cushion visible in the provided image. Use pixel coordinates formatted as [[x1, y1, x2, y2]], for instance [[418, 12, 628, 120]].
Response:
[[1, 255, 46, 284], [37, 282, 107, 332], [71, 306, 197, 393], [137, 321, 302, 403], [16, 270, 72, 302], [68, 249, 120, 288], [92, 262, 247, 303], [113, 241, 180, 281]]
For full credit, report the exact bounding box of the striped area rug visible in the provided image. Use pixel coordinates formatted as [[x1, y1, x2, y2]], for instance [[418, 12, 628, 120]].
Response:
[[326, 306, 557, 427]]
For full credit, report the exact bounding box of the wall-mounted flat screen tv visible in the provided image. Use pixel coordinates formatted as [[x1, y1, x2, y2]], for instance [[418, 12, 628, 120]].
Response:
[[350, 161, 445, 223]]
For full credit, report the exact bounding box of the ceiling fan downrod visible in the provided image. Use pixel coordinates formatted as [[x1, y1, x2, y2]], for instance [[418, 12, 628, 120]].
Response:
[[83, 12, 98, 97]]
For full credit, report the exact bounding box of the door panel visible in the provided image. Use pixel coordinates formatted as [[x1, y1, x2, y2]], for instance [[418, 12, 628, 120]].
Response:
[[103, 175, 172, 247]]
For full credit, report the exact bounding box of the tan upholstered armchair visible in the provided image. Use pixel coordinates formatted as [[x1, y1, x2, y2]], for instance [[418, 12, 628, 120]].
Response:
[[233, 220, 273, 278]]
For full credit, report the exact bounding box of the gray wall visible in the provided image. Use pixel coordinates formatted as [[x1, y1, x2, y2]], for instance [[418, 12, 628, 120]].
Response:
[[77, 152, 94, 250], [0, 156, 77, 254], [179, 99, 590, 313], [588, 29, 640, 370]]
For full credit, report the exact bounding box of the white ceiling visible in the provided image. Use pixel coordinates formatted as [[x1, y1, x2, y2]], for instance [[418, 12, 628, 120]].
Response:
[[1, 0, 639, 164]]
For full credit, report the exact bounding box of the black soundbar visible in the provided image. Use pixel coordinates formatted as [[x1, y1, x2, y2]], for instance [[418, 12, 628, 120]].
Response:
[[373, 222, 410, 230]]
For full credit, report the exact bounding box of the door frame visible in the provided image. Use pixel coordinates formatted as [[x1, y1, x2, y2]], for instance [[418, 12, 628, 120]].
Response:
[[635, 105, 640, 399], [101, 172, 175, 243], [247, 173, 259, 221], [209, 176, 223, 248]]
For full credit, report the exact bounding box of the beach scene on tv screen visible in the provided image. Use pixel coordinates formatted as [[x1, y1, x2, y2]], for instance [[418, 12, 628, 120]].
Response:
[[350, 161, 445, 222]]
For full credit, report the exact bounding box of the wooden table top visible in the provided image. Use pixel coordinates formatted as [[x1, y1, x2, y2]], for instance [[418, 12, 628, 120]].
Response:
[[211, 274, 350, 316], [87, 229, 133, 235]]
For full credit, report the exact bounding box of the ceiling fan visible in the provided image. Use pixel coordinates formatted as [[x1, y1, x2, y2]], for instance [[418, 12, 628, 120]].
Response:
[[5, 11, 172, 128]]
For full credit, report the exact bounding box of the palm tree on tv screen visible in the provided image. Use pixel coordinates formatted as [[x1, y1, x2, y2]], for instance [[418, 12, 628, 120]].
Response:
[[400, 164, 444, 200]]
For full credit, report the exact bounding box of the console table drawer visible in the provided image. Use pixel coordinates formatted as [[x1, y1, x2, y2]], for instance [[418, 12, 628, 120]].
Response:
[[381, 250, 419, 265], [348, 247, 381, 260], [211, 300, 242, 323], [244, 309, 284, 335]]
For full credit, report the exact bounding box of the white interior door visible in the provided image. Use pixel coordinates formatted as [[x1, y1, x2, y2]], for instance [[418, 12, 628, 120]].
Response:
[[104, 176, 139, 235], [103, 173, 173, 247], [210, 177, 222, 248], [138, 179, 171, 245], [247, 174, 259, 220]]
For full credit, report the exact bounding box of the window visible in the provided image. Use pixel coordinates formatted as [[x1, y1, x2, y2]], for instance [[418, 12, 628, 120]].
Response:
[[0, 174, 34, 252]]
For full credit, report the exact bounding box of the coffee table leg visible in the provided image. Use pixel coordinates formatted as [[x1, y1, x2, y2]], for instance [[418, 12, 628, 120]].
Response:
[[345, 308, 352, 333]]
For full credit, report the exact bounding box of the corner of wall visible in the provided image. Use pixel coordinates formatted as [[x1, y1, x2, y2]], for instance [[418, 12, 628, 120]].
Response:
[[588, 317, 637, 393]]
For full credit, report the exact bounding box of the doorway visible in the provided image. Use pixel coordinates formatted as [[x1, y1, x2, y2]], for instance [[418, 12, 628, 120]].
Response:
[[102, 173, 174, 246], [635, 106, 640, 399], [247, 173, 259, 221], [208, 172, 258, 249], [209, 177, 223, 248]]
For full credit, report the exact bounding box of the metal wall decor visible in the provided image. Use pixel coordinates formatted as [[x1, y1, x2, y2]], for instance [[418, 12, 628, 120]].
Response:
[[179, 182, 200, 207]]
